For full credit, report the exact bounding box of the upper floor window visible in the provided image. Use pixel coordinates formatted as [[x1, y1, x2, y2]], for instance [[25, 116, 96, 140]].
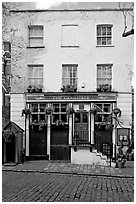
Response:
[[28, 64, 43, 86], [3, 42, 11, 52], [61, 25, 78, 47], [97, 25, 112, 46], [28, 25, 44, 47], [97, 64, 112, 91], [62, 64, 78, 87]]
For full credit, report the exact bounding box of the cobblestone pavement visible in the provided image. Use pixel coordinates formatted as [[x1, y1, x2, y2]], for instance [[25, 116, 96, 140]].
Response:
[[2, 171, 134, 202]]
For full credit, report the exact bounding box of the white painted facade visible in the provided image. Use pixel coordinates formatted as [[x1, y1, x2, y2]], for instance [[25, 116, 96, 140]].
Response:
[[8, 9, 133, 164]]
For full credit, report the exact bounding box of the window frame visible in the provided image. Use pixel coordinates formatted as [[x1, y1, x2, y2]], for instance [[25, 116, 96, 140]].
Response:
[[52, 103, 68, 124], [28, 64, 44, 86], [96, 24, 113, 47], [97, 64, 112, 89], [94, 103, 113, 124], [28, 25, 44, 48], [30, 103, 47, 123], [62, 64, 78, 87], [61, 24, 79, 47]]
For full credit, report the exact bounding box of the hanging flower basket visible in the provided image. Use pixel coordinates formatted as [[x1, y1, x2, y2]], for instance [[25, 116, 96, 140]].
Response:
[[112, 108, 121, 117], [105, 124, 114, 130], [21, 108, 31, 118], [90, 108, 97, 115], [66, 106, 75, 115], [45, 106, 53, 115]]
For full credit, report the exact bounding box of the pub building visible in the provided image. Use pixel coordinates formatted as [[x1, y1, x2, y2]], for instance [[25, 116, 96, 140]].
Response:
[[6, 8, 133, 165]]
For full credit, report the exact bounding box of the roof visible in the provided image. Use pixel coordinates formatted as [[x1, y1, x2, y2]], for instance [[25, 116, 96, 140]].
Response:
[[10, 8, 133, 12], [3, 121, 24, 133]]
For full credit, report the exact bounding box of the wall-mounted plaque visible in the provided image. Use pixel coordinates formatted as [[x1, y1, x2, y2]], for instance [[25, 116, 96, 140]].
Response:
[[117, 128, 130, 146]]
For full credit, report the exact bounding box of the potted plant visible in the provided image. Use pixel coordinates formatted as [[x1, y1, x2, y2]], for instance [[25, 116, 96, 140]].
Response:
[[27, 85, 33, 93], [90, 107, 97, 115], [61, 85, 77, 93], [112, 108, 122, 117], [97, 84, 111, 92], [21, 108, 31, 118], [66, 106, 75, 115], [45, 106, 53, 115], [37, 84, 43, 92], [61, 86, 65, 93], [116, 145, 126, 168]]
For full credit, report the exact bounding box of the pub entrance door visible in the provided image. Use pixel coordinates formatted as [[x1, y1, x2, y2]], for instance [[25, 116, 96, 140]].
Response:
[[74, 111, 89, 145]]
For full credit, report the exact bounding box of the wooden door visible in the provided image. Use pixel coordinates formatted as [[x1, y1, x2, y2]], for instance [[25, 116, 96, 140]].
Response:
[[6, 134, 15, 162], [75, 111, 89, 144], [29, 125, 47, 157]]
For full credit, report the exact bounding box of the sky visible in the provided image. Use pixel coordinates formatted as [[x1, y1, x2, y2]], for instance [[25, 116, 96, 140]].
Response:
[[35, 1, 131, 9], [11, 1, 134, 10]]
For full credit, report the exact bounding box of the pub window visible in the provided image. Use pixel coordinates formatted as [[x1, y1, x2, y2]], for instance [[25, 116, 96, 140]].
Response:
[[61, 25, 78, 47], [97, 25, 112, 46], [62, 64, 78, 87], [28, 64, 43, 86], [30, 103, 47, 123], [28, 25, 44, 47], [52, 103, 68, 124], [94, 103, 112, 123]]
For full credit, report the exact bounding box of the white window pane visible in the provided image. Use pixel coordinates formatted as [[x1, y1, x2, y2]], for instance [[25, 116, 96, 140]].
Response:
[[107, 37, 111, 45], [39, 68, 43, 78], [102, 27, 106, 36], [29, 26, 43, 37], [107, 27, 112, 35], [29, 38, 43, 47], [102, 38, 106, 45], [29, 67, 33, 78], [38, 79, 43, 85], [97, 27, 101, 36], [97, 37, 101, 45], [62, 25, 78, 46]]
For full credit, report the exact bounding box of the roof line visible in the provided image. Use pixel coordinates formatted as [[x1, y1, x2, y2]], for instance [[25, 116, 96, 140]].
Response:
[[10, 8, 133, 12]]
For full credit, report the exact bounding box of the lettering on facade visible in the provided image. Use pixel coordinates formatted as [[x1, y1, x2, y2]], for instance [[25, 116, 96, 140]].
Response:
[[27, 94, 116, 102]]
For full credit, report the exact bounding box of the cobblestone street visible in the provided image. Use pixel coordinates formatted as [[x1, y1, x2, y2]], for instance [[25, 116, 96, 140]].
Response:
[[3, 171, 134, 202]]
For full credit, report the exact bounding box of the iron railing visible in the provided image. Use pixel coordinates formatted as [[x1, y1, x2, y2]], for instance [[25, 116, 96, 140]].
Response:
[[94, 131, 113, 166], [73, 130, 90, 146]]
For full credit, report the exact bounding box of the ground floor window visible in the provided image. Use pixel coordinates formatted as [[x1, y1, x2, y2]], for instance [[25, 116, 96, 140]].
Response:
[[30, 103, 47, 123], [52, 103, 68, 124], [94, 103, 113, 124]]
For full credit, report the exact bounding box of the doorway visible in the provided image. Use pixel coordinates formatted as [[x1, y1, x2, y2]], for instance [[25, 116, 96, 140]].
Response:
[[6, 133, 15, 162], [74, 111, 89, 145]]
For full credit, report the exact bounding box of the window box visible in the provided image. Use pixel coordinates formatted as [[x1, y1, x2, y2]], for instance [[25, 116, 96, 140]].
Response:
[[97, 84, 112, 92], [27, 85, 43, 93], [61, 85, 77, 93]]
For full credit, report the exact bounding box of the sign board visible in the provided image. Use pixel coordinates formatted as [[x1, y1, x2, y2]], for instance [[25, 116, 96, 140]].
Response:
[[26, 93, 116, 102], [117, 128, 130, 146]]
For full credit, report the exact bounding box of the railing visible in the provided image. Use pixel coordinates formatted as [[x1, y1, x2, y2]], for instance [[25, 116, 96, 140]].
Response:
[[73, 130, 90, 146], [94, 131, 113, 166]]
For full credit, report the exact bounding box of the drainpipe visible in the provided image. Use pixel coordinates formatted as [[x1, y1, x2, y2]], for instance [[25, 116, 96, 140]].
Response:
[[91, 103, 94, 145], [47, 114, 51, 160], [69, 103, 73, 145]]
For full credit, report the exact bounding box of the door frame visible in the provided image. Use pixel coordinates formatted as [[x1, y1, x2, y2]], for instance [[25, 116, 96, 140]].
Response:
[[74, 110, 90, 144]]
